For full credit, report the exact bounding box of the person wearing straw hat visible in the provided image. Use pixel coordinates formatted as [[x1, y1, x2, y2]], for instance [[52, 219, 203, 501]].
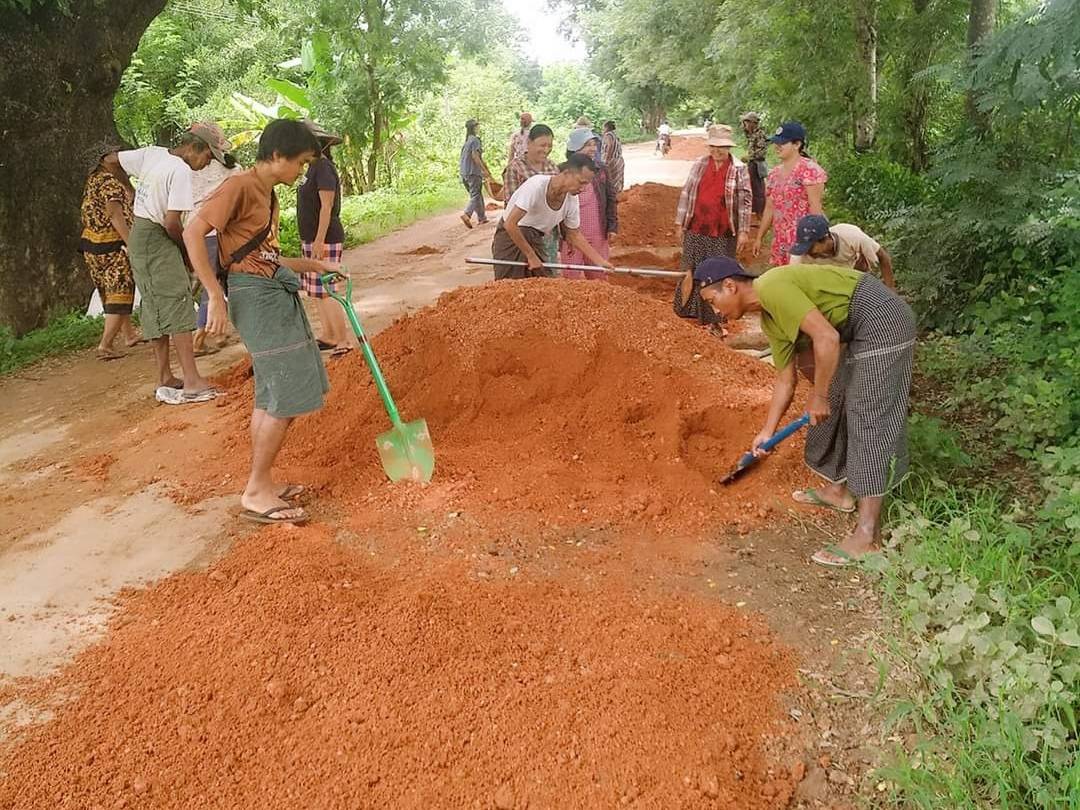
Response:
[[298, 120, 351, 355], [695, 256, 916, 567], [672, 124, 752, 325], [103, 122, 231, 403], [739, 112, 768, 219]]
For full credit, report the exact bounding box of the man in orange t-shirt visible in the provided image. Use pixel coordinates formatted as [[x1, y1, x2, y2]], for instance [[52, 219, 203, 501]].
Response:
[[183, 119, 336, 526]]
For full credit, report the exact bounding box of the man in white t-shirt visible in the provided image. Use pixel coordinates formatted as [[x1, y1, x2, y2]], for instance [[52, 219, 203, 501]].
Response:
[[490, 153, 614, 280], [789, 214, 896, 288], [104, 122, 232, 403]]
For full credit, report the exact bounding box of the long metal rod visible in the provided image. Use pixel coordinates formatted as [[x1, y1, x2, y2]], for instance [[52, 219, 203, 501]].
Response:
[[465, 257, 683, 279]]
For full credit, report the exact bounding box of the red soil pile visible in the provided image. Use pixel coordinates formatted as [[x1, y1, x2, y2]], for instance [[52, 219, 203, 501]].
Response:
[[667, 135, 708, 161], [400, 245, 443, 256], [0, 528, 799, 809], [617, 183, 681, 246], [219, 280, 806, 533], [608, 249, 681, 303]]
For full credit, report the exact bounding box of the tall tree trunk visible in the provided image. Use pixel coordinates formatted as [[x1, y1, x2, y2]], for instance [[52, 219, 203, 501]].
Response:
[[0, 0, 167, 336], [966, 0, 997, 132], [900, 0, 934, 172], [853, 0, 879, 151], [365, 62, 383, 190]]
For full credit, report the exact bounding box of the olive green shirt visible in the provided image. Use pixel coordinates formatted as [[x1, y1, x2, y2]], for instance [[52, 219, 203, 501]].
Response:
[[753, 265, 862, 369]]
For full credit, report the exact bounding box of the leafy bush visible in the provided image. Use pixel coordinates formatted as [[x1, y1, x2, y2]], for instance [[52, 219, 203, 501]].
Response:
[[278, 180, 463, 256], [878, 457, 1080, 807], [821, 148, 930, 232]]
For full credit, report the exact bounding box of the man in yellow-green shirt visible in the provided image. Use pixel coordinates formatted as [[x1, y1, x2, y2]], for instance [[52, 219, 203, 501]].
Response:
[[696, 257, 916, 567]]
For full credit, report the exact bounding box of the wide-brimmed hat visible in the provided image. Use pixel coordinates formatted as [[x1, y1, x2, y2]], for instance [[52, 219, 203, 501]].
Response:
[[739, 111, 760, 123], [304, 119, 344, 147], [567, 126, 600, 153], [767, 121, 807, 145], [80, 140, 127, 175], [187, 121, 233, 164], [706, 124, 737, 147]]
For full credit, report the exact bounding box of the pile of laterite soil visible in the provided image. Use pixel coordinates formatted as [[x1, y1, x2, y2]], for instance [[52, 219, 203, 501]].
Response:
[[608, 249, 682, 303], [617, 183, 681, 246], [666, 135, 708, 161], [0, 528, 800, 809], [213, 280, 805, 533]]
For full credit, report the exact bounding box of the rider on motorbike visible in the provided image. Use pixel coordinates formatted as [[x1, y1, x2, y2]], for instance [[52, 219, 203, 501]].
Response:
[[656, 120, 672, 155]]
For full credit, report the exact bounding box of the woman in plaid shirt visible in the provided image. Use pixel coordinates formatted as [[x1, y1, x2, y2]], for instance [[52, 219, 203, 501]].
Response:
[[672, 124, 752, 325]]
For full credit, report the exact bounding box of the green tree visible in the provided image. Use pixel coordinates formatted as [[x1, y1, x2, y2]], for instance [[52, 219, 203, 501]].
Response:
[[0, 0, 169, 335]]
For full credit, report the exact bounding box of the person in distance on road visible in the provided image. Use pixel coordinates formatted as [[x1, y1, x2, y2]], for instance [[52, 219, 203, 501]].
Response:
[[459, 119, 494, 229]]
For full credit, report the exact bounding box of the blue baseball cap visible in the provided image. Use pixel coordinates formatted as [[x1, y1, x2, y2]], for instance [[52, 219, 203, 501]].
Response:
[[790, 214, 831, 255], [692, 256, 754, 288], [767, 121, 807, 145]]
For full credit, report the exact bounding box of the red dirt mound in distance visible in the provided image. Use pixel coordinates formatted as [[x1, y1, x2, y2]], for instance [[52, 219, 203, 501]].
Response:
[[667, 135, 708, 160], [400, 244, 443, 256], [617, 183, 681, 246], [0, 528, 798, 809], [262, 280, 806, 532]]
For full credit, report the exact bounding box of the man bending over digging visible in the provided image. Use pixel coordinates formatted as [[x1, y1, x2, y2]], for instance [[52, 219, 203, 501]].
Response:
[[183, 119, 335, 526]]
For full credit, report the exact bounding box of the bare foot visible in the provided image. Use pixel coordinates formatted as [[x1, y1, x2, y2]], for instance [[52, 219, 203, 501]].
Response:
[[161, 376, 184, 389]]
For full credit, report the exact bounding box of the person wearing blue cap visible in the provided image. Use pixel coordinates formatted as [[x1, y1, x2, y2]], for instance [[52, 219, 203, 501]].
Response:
[[695, 256, 915, 567], [789, 215, 896, 288], [750, 121, 827, 267], [558, 127, 618, 280]]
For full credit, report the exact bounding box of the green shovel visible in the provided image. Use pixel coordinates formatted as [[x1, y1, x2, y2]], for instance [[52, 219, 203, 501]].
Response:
[[323, 273, 435, 484]]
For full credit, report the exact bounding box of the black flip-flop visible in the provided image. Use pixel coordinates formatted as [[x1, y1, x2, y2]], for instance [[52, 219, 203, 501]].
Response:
[[239, 506, 310, 526], [317, 340, 337, 351], [279, 484, 305, 500]]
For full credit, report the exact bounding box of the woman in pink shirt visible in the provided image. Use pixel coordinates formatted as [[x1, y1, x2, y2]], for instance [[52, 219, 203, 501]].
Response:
[[751, 121, 827, 266]]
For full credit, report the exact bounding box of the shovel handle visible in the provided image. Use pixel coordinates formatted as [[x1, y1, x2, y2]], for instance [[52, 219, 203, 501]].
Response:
[[465, 257, 683, 279], [323, 273, 404, 428], [733, 413, 811, 470]]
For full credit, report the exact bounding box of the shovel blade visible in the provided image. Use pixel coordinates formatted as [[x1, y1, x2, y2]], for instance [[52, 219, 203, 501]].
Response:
[[376, 418, 435, 483]]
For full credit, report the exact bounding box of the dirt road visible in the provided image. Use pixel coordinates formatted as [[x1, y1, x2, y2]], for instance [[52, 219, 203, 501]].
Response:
[[0, 131, 886, 808]]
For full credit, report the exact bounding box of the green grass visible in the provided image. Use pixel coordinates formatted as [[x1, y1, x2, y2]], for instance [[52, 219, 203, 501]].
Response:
[[0, 313, 105, 376], [279, 180, 464, 256], [867, 373, 1080, 809]]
